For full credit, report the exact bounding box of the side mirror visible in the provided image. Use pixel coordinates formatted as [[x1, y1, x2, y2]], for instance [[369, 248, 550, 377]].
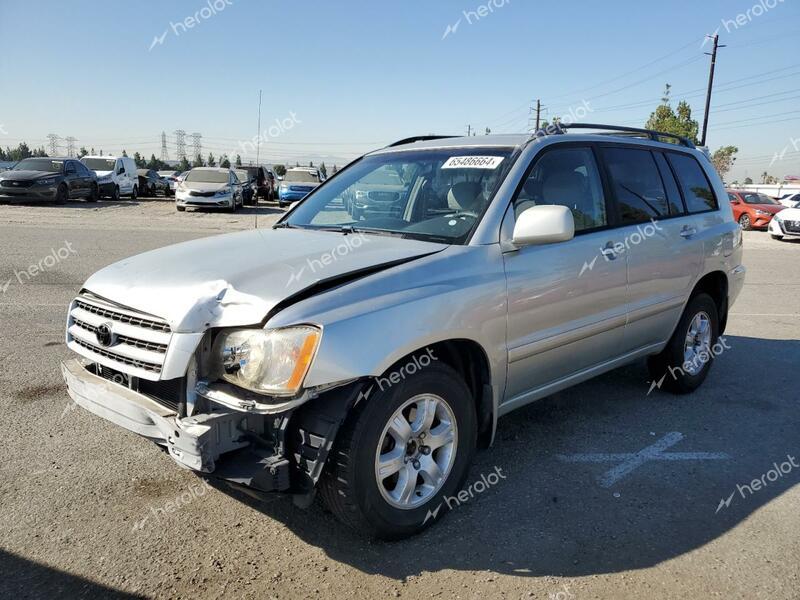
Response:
[[512, 205, 575, 246]]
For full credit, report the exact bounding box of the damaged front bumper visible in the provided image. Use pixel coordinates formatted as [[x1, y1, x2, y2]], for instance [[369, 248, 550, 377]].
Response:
[[61, 358, 361, 495]]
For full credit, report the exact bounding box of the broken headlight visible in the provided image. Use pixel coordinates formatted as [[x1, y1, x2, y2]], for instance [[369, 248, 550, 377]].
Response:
[[212, 326, 321, 397]]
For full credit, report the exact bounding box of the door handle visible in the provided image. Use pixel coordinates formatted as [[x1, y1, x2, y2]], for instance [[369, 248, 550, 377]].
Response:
[[601, 241, 618, 260], [680, 226, 697, 238]]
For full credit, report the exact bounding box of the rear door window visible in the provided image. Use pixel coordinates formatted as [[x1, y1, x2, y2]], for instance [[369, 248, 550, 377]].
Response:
[[667, 153, 719, 213], [602, 147, 681, 223]]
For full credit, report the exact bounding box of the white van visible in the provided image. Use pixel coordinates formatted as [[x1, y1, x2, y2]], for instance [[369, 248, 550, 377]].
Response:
[[81, 155, 138, 200]]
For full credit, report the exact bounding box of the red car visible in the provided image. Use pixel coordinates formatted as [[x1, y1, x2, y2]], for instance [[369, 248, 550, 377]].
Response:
[[726, 189, 784, 230]]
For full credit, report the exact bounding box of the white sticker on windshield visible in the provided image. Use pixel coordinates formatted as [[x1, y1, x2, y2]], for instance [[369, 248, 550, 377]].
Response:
[[441, 156, 505, 169]]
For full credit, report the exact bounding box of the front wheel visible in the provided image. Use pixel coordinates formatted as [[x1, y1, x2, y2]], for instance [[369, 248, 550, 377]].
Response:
[[771, 234, 784, 241], [87, 184, 98, 202], [319, 362, 477, 539], [131, 185, 138, 200], [647, 293, 720, 394], [55, 184, 68, 205], [739, 214, 752, 231]]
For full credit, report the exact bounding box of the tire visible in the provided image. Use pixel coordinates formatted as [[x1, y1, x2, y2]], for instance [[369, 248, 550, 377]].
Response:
[[228, 198, 237, 213], [111, 185, 120, 202], [278, 202, 287, 208], [131, 186, 138, 201], [87, 183, 99, 202], [739, 214, 752, 231], [647, 293, 720, 395], [176, 206, 185, 212], [771, 234, 784, 241], [55, 184, 68, 205], [319, 362, 477, 540]]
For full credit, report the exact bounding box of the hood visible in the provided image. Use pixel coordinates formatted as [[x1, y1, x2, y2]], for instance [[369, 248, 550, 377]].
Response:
[[750, 204, 784, 214], [1, 170, 59, 181], [182, 181, 229, 193], [93, 170, 113, 178], [82, 228, 446, 333], [283, 181, 320, 189], [776, 207, 800, 220]]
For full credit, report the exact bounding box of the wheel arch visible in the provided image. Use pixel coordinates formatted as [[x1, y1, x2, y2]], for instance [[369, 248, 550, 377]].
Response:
[[691, 270, 729, 334]]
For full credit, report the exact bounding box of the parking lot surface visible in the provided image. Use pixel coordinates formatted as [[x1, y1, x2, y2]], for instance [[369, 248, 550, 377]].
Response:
[[1, 200, 798, 599]]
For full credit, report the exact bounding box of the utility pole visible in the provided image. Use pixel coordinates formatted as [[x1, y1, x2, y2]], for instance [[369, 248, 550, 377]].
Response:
[[46, 133, 60, 155], [701, 33, 725, 147], [160, 131, 169, 162], [255, 89, 262, 229], [466, 124, 471, 137], [174, 130, 186, 161], [535, 99, 541, 130], [64, 136, 77, 157]]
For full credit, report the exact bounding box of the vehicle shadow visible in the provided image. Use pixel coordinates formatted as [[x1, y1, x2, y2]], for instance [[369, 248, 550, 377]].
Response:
[[0, 549, 144, 599], [210, 334, 800, 580]]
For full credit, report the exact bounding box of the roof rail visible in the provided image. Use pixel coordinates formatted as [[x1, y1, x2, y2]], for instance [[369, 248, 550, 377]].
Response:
[[387, 135, 457, 148], [532, 123, 696, 149]]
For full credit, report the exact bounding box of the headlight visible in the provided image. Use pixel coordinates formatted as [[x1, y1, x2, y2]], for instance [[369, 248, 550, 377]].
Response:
[[280, 183, 288, 191], [213, 326, 321, 396], [355, 190, 369, 200], [215, 187, 231, 196], [755, 209, 771, 216], [37, 177, 58, 186]]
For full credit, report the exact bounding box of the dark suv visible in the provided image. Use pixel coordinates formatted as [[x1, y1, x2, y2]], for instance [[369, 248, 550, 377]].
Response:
[[237, 165, 272, 201], [0, 157, 98, 203], [137, 169, 171, 197]]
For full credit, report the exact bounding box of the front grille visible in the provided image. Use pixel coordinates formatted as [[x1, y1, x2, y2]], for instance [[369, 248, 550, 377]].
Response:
[[368, 190, 399, 203], [783, 220, 800, 233], [67, 294, 172, 379], [189, 190, 215, 197], [1, 179, 35, 188]]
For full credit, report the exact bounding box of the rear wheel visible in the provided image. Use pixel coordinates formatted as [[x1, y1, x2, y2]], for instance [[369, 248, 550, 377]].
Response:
[[319, 363, 477, 539], [739, 214, 752, 231], [647, 293, 720, 394], [176, 206, 185, 212], [111, 185, 120, 201], [131, 186, 138, 200], [87, 183, 99, 202]]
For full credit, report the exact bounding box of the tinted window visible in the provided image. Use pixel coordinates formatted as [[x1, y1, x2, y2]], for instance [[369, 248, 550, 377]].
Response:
[[65, 162, 77, 174], [603, 147, 677, 223], [728, 193, 739, 202], [515, 147, 607, 232], [667, 153, 718, 213], [653, 152, 685, 215]]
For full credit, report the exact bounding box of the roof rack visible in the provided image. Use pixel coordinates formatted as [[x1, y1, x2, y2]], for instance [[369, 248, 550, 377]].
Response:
[[531, 123, 696, 149], [387, 135, 457, 148]]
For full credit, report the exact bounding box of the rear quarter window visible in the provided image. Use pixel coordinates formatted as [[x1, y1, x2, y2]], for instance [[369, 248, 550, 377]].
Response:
[[667, 153, 719, 214]]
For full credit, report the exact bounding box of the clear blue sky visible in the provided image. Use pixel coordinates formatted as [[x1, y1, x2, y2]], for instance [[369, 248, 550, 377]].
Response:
[[0, 0, 798, 181]]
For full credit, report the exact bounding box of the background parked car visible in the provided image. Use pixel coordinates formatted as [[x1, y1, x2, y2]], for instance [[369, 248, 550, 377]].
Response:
[[0, 157, 98, 203], [343, 164, 408, 220], [175, 167, 243, 212], [277, 167, 323, 207], [236, 165, 272, 201], [158, 170, 182, 194], [82, 155, 138, 200], [234, 168, 258, 205], [137, 169, 171, 197], [777, 192, 800, 208], [727, 189, 784, 230]]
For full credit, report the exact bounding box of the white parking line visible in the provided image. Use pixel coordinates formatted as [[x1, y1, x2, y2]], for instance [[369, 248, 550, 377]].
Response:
[[730, 313, 800, 317], [558, 432, 730, 488]]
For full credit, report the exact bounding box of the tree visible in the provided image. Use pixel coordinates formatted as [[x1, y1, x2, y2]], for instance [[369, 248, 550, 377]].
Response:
[[274, 164, 286, 176], [711, 146, 738, 180], [644, 84, 699, 145], [332, 164, 338, 174], [90, 147, 96, 155], [122, 149, 128, 157], [319, 162, 327, 178], [761, 171, 768, 184], [309, 161, 314, 168], [235, 154, 242, 167], [220, 155, 231, 168], [295, 161, 300, 167], [147, 154, 159, 169], [744, 177, 753, 185], [207, 153, 216, 167], [178, 156, 191, 171], [78, 146, 88, 158], [133, 152, 145, 168], [485, 127, 492, 135], [192, 153, 204, 168]]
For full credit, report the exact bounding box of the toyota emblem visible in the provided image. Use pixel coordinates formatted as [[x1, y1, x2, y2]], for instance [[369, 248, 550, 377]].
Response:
[[95, 322, 115, 347]]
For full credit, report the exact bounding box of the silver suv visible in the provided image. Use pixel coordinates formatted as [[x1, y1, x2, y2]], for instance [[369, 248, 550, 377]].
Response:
[[62, 124, 745, 539]]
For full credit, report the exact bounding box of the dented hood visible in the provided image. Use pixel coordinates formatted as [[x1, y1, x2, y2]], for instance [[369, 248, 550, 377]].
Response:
[[82, 227, 446, 332]]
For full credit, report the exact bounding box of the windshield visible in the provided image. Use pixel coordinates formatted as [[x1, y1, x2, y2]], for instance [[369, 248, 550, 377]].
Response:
[[284, 170, 320, 183], [743, 193, 778, 205], [185, 169, 229, 183], [13, 158, 64, 173], [234, 170, 250, 182], [158, 171, 178, 177], [285, 148, 515, 244], [83, 158, 116, 171]]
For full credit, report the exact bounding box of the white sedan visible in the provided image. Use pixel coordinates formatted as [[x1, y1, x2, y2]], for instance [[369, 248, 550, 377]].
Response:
[[769, 205, 800, 240], [777, 192, 800, 208]]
